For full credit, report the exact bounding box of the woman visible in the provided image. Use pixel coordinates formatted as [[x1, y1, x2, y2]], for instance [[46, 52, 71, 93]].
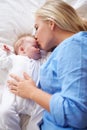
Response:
[[8, 0, 87, 130]]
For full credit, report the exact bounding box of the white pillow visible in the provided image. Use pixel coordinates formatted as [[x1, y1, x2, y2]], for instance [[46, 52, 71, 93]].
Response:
[[0, 0, 46, 46]]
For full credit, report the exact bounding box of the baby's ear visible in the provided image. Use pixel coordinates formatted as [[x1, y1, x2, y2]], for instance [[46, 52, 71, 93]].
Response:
[[20, 46, 24, 51]]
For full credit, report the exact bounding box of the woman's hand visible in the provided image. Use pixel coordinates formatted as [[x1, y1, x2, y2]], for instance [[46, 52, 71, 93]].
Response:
[[7, 72, 37, 99], [8, 72, 51, 112]]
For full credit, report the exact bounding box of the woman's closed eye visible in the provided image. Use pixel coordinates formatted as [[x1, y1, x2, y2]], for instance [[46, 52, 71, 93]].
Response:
[[34, 24, 38, 31]]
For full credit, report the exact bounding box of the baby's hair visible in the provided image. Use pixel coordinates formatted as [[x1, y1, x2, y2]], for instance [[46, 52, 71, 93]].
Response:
[[14, 34, 35, 55]]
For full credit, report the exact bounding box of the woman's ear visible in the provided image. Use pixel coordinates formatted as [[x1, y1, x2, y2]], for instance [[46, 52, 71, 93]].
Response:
[[48, 20, 55, 30]]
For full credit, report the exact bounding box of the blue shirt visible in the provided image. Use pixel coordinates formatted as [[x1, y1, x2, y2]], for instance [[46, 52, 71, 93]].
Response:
[[38, 32, 87, 130]]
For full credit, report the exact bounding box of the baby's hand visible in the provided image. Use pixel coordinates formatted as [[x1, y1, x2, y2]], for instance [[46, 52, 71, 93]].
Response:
[[3, 44, 11, 53]]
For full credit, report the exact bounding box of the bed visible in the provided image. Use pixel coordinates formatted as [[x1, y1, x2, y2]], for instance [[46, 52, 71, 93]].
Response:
[[0, 0, 87, 130]]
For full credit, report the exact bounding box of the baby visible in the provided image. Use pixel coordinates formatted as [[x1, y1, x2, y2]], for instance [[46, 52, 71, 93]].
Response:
[[0, 35, 50, 130]]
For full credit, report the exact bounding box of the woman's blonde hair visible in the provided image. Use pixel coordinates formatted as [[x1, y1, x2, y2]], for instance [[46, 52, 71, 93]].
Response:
[[35, 0, 87, 33]]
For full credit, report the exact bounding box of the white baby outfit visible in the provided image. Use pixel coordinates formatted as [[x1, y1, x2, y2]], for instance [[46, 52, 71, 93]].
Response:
[[0, 51, 50, 130]]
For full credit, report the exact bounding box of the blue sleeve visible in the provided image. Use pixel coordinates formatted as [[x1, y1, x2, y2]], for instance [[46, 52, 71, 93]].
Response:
[[50, 37, 87, 128], [50, 92, 87, 128]]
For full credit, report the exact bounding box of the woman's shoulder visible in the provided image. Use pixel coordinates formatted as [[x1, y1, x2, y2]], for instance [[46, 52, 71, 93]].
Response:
[[59, 31, 87, 48], [73, 31, 87, 38]]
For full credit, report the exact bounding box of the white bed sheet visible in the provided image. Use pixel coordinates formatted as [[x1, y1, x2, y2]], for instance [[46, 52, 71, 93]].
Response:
[[0, 0, 46, 46]]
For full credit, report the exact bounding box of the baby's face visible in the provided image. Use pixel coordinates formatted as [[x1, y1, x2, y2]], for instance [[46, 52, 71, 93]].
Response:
[[18, 36, 41, 60]]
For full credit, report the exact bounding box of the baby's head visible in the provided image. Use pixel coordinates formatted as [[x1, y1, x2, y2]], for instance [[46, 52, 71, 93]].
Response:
[[14, 34, 41, 60]]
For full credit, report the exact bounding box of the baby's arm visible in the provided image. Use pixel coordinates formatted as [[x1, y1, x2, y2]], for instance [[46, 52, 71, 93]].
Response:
[[0, 44, 14, 70], [0, 47, 13, 85], [0, 49, 12, 70]]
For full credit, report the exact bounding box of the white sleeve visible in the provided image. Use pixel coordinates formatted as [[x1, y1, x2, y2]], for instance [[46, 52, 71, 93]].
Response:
[[0, 48, 12, 71]]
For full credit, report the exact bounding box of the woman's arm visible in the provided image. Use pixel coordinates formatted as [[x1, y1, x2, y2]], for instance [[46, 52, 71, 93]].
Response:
[[8, 72, 51, 112]]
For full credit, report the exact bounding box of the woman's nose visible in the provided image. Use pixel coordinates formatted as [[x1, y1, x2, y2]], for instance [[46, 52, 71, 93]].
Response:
[[34, 36, 37, 40]]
